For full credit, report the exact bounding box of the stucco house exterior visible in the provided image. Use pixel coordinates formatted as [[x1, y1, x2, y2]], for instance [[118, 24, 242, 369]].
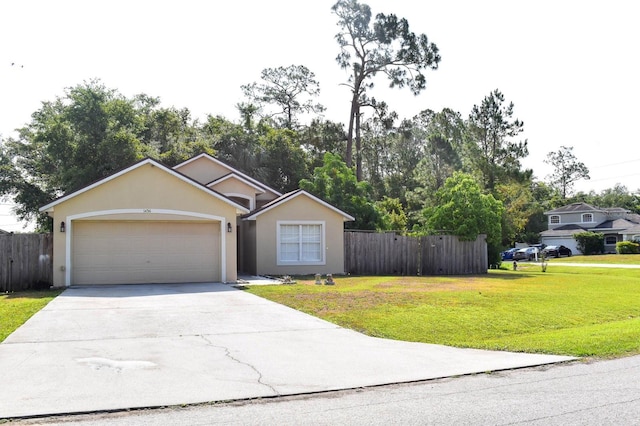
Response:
[[39, 154, 353, 287], [540, 202, 640, 254]]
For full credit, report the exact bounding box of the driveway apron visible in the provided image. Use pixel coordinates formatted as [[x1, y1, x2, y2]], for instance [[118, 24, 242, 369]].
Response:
[[0, 283, 574, 418]]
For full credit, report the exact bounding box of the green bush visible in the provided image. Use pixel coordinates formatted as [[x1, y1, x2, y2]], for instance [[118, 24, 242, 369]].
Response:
[[574, 231, 604, 255], [488, 241, 503, 269], [616, 241, 639, 254]]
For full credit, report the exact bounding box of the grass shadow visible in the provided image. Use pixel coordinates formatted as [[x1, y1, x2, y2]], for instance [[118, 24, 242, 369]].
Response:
[[3, 289, 63, 300]]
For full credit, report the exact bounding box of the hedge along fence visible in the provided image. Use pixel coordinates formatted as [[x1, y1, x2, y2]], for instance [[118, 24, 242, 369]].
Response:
[[344, 231, 488, 276], [0, 233, 53, 291]]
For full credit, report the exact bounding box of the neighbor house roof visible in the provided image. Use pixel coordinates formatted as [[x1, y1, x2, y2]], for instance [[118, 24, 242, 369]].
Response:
[[242, 189, 355, 221], [544, 202, 601, 215], [540, 224, 588, 237], [39, 158, 250, 214], [591, 218, 637, 231], [603, 207, 630, 214], [627, 213, 640, 223], [173, 153, 282, 197], [623, 224, 640, 235]]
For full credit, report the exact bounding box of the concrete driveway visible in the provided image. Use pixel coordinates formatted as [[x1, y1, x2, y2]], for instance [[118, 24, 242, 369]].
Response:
[[0, 283, 574, 418]]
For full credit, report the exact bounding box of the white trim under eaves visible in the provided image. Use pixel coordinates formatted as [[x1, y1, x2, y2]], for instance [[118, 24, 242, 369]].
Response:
[[173, 153, 282, 197], [39, 158, 250, 214], [244, 190, 355, 222]]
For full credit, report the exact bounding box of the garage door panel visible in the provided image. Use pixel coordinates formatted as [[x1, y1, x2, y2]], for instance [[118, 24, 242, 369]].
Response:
[[72, 221, 220, 285]]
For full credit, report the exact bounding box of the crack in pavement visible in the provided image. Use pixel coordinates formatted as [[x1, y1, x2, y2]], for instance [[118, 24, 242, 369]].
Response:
[[199, 335, 279, 395]]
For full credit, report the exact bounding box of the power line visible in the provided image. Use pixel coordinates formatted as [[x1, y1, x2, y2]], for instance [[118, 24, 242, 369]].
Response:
[[586, 172, 640, 184], [590, 158, 640, 170]]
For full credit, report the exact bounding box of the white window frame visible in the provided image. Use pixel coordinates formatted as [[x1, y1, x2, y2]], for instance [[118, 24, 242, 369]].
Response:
[[276, 220, 326, 266], [582, 213, 594, 223], [549, 215, 560, 224]]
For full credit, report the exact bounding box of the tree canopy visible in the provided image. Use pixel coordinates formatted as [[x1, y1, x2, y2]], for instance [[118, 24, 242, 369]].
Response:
[[466, 89, 529, 192], [332, 0, 440, 180], [545, 145, 590, 199], [423, 172, 505, 266], [241, 65, 325, 130], [300, 152, 379, 230]]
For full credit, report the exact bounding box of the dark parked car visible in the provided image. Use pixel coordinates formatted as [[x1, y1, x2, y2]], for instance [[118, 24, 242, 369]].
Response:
[[513, 247, 539, 261], [501, 248, 519, 260], [541, 245, 572, 258]]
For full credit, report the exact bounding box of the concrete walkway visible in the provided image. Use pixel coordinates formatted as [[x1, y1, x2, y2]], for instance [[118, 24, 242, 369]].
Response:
[[523, 260, 640, 269], [546, 262, 640, 268], [0, 283, 574, 419]]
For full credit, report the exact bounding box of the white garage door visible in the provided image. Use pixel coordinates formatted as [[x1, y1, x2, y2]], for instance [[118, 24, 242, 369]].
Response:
[[72, 221, 220, 285]]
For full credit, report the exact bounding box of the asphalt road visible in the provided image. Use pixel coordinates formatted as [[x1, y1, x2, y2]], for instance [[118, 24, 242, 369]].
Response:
[[20, 355, 640, 425]]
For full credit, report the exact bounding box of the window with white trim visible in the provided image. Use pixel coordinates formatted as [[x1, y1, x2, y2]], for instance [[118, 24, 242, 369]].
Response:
[[277, 221, 325, 265], [582, 213, 593, 223], [604, 236, 618, 245], [550, 215, 560, 224]]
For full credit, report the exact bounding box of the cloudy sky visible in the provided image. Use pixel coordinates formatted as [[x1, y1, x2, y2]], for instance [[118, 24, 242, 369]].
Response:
[[1, 0, 639, 230]]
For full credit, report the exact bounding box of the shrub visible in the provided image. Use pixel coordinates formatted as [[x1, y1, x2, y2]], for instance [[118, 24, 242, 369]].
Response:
[[616, 241, 639, 254], [488, 241, 503, 269], [574, 232, 604, 255]]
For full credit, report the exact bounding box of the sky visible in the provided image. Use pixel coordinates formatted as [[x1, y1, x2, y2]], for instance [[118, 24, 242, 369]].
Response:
[[1, 0, 639, 231]]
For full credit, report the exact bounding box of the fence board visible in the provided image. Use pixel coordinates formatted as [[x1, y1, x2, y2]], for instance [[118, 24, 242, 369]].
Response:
[[345, 231, 487, 276], [0, 233, 53, 291]]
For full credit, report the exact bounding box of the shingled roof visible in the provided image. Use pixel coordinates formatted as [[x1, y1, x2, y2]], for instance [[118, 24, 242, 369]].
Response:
[[544, 202, 601, 215]]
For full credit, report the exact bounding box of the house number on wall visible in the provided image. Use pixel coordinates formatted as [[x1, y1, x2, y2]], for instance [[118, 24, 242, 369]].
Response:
[[142, 209, 152, 213]]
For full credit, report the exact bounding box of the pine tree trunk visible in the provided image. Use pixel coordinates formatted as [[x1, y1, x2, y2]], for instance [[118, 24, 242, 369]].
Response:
[[346, 96, 358, 168], [355, 107, 362, 181]]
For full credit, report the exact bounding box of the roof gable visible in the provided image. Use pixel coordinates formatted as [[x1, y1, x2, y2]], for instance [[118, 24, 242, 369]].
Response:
[[243, 189, 355, 221], [173, 153, 281, 197], [206, 173, 265, 194], [39, 158, 250, 214]]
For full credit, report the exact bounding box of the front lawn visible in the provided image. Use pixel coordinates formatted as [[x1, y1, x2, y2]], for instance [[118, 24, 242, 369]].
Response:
[[0, 290, 62, 342], [246, 267, 640, 358], [550, 254, 640, 264]]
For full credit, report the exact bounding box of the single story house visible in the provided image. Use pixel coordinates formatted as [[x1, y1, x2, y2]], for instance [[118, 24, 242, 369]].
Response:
[[39, 154, 354, 287], [540, 202, 640, 254]]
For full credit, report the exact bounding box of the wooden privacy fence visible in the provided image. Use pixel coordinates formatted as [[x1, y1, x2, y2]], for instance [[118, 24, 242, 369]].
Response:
[[0, 233, 53, 291], [344, 231, 487, 276]]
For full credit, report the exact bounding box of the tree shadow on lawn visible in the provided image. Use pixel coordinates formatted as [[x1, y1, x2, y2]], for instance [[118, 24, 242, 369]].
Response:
[[339, 272, 541, 281], [476, 271, 541, 280]]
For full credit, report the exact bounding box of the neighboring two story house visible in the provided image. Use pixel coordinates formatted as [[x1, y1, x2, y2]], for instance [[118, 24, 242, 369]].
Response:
[[540, 202, 640, 254]]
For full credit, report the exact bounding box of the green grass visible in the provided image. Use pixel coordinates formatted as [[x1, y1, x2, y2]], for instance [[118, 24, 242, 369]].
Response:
[[0, 290, 62, 342], [246, 267, 640, 358], [550, 254, 640, 264]]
